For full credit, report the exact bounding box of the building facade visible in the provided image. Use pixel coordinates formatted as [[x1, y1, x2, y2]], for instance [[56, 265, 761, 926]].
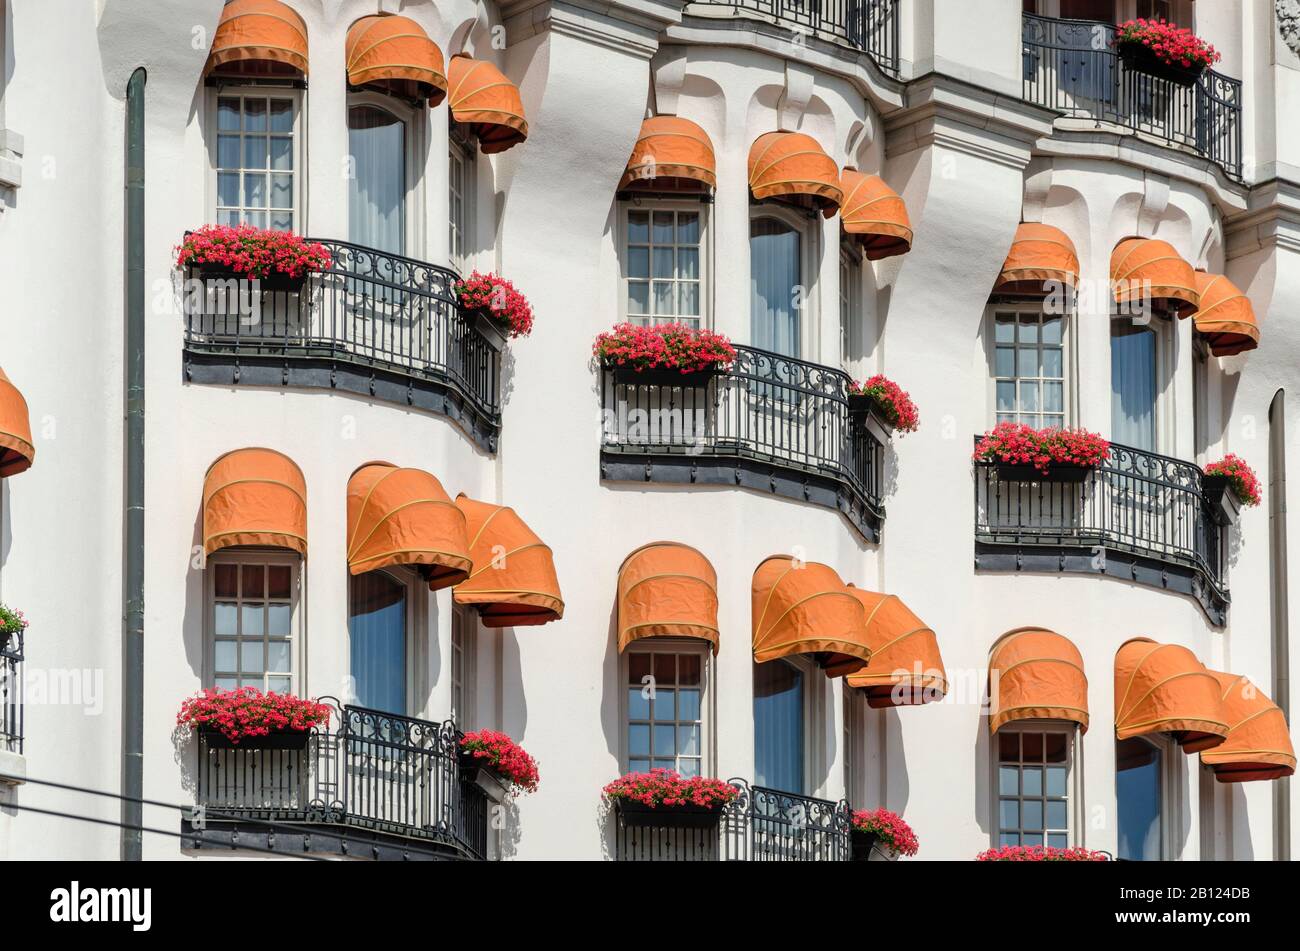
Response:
[[0, 0, 1297, 860]]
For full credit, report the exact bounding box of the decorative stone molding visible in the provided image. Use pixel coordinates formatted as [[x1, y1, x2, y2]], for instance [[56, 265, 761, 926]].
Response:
[[1278, 0, 1300, 59]]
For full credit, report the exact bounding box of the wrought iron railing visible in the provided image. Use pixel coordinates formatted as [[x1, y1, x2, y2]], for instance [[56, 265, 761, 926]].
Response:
[[598, 344, 886, 540], [192, 700, 489, 859], [181, 238, 501, 451], [1, 630, 22, 754], [613, 779, 851, 861], [974, 439, 1229, 621], [693, 0, 900, 76], [1021, 14, 1243, 180]]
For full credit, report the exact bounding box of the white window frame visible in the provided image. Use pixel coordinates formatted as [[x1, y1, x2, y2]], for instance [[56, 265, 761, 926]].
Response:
[[986, 302, 1075, 429], [450, 603, 477, 730], [204, 550, 303, 694], [843, 684, 869, 805], [990, 722, 1082, 849], [619, 638, 714, 777], [448, 128, 475, 274], [345, 90, 426, 257], [206, 85, 305, 231], [748, 204, 819, 360], [618, 198, 711, 329], [1115, 732, 1178, 860]]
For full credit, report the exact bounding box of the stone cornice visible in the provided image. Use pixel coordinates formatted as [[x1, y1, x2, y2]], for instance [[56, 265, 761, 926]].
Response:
[[498, 0, 685, 58], [1225, 178, 1300, 258]]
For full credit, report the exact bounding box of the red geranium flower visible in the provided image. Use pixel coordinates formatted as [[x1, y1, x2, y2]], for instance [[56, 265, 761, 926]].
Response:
[[1114, 18, 1220, 70], [175, 224, 331, 280], [977, 844, 1109, 862], [454, 272, 535, 338], [460, 729, 540, 795], [974, 422, 1110, 474], [176, 687, 331, 745], [593, 322, 737, 375], [849, 374, 920, 434], [850, 807, 920, 857], [602, 768, 738, 809], [1205, 453, 1261, 507]]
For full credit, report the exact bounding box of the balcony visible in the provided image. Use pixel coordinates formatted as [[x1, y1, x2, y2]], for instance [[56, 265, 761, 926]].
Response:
[[182, 239, 502, 452], [599, 345, 886, 541], [1021, 14, 1243, 180], [690, 0, 901, 76], [974, 440, 1229, 624], [182, 703, 490, 861], [612, 780, 851, 861], [1, 630, 22, 755]]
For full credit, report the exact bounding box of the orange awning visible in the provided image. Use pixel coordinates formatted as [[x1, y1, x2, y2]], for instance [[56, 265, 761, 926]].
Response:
[[204, 0, 309, 77], [1200, 672, 1296, 783], [345, 14, 447, 107], [844, 586, 945, 707], [748, 131, 842, 217], [1193, 271, 1260, 357], [839, 169, 912, 260], [0, 367, 35, 478], [346, 462, 470, 590], [617, 542, 719, 653], [447, 54, 528, 154], [1111, 237, 1200, 317], [618, 116, 716, 193], [202, 448, 306, 556], [752, 555, 870, 677], [452, 495, 563, 627], [994, 223, 1080, 295], [988, 627, 1089, 733], [1114, 638, 1227, 751]]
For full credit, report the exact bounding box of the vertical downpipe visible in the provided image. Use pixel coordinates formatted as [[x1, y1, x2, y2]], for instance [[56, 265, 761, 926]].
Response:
[[1269, 389, 1290, 860], [122, 67, 146, 862]]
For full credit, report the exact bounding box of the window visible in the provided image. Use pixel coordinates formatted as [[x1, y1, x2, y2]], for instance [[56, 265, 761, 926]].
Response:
[[1058, 0, 1114, 19], [348, 570, 408, 714], [839, 246, 859, 370], [623, 204, 703, 328], [992, 307, 1067, 427], [208, 553, 298, 693], [754, 659, 806, 793], [449, 132, 472, 273], [750, 215, 803, 358], [844, 686, 869, 805], [348, 102, 407, 255], [212, 91, 300, 231], [995, 727, 1075, 848], [625, 645, 707, 777], [1117, 735, 1166, 860], [1193, 337, 1210, 461], [1111, 320, 1158, 451], [451, 605, 476, 729], [1136, 0, 1173, 21]]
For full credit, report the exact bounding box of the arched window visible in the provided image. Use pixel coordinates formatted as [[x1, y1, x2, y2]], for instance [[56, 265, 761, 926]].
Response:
[[348, 570, 407, 714], [348, 103, 407, 255], [750, 215, 803, 358]]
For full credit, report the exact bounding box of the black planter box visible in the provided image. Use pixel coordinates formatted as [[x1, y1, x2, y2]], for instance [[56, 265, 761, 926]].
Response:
[[993, 462, 1094, 484], [1118, 41, 1205, 87], [471, 311, 509, 352], [195, 262, 308, 293], [615, 800, 725, 829], [610, 364, 719, 389], [1201, 474, 1242, 527], [849, 396, 896, 443], [200, 728, 311, 751], [851, 830, 900, 862]]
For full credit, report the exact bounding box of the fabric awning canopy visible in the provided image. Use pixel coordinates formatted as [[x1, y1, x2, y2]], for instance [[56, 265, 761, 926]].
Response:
[[994, 223, 1080, 295], [752, 555, 870, 677], [618, 116, 716, 193], [204, 0, 309, 77], [1192, 271, 1260, 357], [988, 627, 1089, 733], [839, 169, 912, 260], [346, 462, 470, 590], [1111, 237, 1200, 317], [447, 54, 528, 154], [748, 131, 842, 217], [0, 367, 35, 478], [345, 14, 447, 106], [452, 495, 563, 627], [202, 447, 306, 556], [1114, 638, 1227, 751], [843, 586, 945, 707], [617, 542, 719, 653], [1200, 672, 1296, 783]]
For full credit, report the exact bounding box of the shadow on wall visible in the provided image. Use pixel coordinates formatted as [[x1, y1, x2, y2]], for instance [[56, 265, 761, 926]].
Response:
[[972, 713, 990, 845], [1, 481, 9, 572], [599, 598, 620, 858], [182, 505, 205, 683], [877, 705, 911, 814]]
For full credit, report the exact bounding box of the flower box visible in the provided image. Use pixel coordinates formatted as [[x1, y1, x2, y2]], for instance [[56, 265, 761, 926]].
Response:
[[458, 753, 511, 804], [195, 261, 307, 293], [470, 310, 509, 353], [610, 364, 720, 388], [851, 830, 900, 862], [615, 799, 725, 829], [458, 730, 539, 798], [850, 397, 896, 445], [200, 727, 310, 751], [994, 462, 1093, 484], [848, 375, 919, 438], [1201, 474, 1241, 527], [1118, 40, 1204, 86]]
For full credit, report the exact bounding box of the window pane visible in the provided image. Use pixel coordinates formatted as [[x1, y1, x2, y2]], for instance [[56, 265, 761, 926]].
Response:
[[217, 135, 240, 169], [244, 97, 267, 131], [217, 98, 241, 131], [627, 686, 650, 720], [653, 282, 675, 316], [241, 564, 264, 598], [1043, 348, 1063, 378], [267, 640, 291, 672], [627, 246, 649, 279], [215, 676, 238, 691], [1042, 315, 1063, 345], [267, 565, 291, 599], [750, 217, 801, 359], [628, 653, 651, 685], [270, 212, 293, 232], [995, 315, 1015, 343], [998, 731, 1019, 760], [678, 687, 701, 722], [1117, 737, 1163, 860], [627, 211, 649, 243], [999, 765, 1018, 796], [679, 283, 700, 317], [1111, 324, 1158, 452], [677, 725, 700, 755], [1018, 318, 1038, 344], [754, 660, 804, 793], [269, 98, 293, 133], [652, 247, 674, 280], [214, 563, 238, 599], [243, 136, 268, 170], [999, 799, 1019, 829], [240, 604, 264, 637], [245, 172, 267, 208], [652, 211, 674, 244], [1023, 799, 1044, 830], [677, 212, 699, 244], [240, 640, 265, 675], [654, 724, 675, 757], [996, 381, 1016, 412], [1018, 347, 1039, 377], [246, 211, 267, 228], [1046, 765, 1067, 797], [266, 603, 291, 637], [629, 724, 650, 756], [348, 570, 407, 714], [1021, 382, 1040, 411], [678, 247, 699, 280], [1022, 766, 1043, 797], [627, 281, 650, 314], [270, 136, 293, 171], [271, 173, 293, 209], [1022, 732, 1044, 762], [1023, 832, 1044, 847], [1000, 832, 1020, 847], [679, 654, 701, 686], [678, 758, 700, 778], [1047, 800, 1068, 828], [214, 602, 238, 636], [217, 172, 240, 207], [1045, 732, 1068, 763], [629, 758, 651, 774], [267, 675, 291, 694], [1048, 832, 1068, 848], [995, 346, 1015, 378], [1044, 381, 1064, 413], [214, 640, 237, 672], [653, 687, 675, 720]]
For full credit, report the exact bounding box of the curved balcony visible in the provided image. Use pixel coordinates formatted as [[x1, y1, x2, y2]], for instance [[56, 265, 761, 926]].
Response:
[[182, 702, 489, 861], [1021, 13, 1243, 180], [181, 239, 501, 452], [689, 0, 901, 76], [974, 440, 1230, 625], [599, 345, 886, 542]]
